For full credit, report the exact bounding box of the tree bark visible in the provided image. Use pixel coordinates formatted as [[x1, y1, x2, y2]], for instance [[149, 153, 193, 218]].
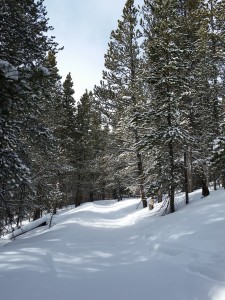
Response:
[[157, 189, 162, 203], [170, 186, 175, 213], [89, 191, 94, 202], [169, 148, 175, 214], [222, 175, 225, 188], [213, 179, 217, 191], [187, 145, 193, 192], [184, 151, 189, 204], [134, 128, 147, 208], [137, 151, 147, 208]]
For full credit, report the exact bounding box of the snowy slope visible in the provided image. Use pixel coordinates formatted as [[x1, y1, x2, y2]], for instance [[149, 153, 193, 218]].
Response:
[[0, 189, 225, 300]]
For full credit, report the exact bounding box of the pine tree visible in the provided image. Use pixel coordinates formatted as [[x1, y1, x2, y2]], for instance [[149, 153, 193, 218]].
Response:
[[29, 52, 64, 218], [204, 0, 225, 188], [103, 0, 148, 207], [176, 0, 206, 200], [60, 72, 76, 158], [181, 0, 225, 189], [0, 0, 58, 229], [94, 83, 123, 200], [58, 72, 79, 206], [141, 0, 193, 213]]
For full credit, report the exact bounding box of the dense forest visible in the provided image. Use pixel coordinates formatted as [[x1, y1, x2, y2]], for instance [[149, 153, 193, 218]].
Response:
[[1, 0, 225, 235]]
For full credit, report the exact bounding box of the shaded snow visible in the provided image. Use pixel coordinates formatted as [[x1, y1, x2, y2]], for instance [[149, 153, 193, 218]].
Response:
[[0, 189, 225, 300], [0, 60, 18, 80], [38, 66, 50, 76]]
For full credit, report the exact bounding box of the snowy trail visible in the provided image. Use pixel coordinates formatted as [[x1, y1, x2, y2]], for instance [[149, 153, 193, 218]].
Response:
[[1, 191, 225, 300]]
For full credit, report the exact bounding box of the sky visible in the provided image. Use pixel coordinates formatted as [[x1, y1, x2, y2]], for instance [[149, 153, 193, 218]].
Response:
[[44, 0, 142, 101]]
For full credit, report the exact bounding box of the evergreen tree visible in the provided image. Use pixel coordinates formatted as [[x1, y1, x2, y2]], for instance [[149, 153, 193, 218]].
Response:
[[58, 72, 79, 206], [74, 91, 101, 205], [103, 0, 147, 207], [206, 0, 225, 188], [180, 0, 225, 189], [141, 0, 193, 213], [29, 52, 63, 218], [0, 0, 58, 228], [94, 83, 123, 200], [61, 72, 77, 158]]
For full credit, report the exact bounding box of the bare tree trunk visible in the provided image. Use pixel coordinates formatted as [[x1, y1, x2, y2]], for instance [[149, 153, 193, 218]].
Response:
[[167, 100, 175, 213], [187, 145, 193, 192], [135, 128, 147, 208], [75, 174, 82, 207], [89, 191, 94, 202], [137, 151, 147, 208], [184, 152, 189, 205], [16, 183, 26, 227], [101, 188, 105, 200], [75, 193, 81, 207], [157, 189, 162, 203], [213, 179, 217, 191], [205, 165, 210, 186], [170, 186, 175, 213], [33, 207, 41, 221], [53, 203, 57, 215], [222, 175, 225, 188]]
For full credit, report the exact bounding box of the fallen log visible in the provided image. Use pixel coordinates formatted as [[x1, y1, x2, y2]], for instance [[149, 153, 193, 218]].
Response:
[[6, 215, 50, 239]]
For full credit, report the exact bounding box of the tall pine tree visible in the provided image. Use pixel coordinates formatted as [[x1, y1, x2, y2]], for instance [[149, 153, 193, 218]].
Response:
[[103, 0, 147, 207]]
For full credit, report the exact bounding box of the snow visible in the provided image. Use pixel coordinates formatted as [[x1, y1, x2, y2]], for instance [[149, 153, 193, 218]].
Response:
[[0, 60, 18, 80], [38, 66, 50, 76], [4, 215, 50, 240], [1, 189, 225, 300]]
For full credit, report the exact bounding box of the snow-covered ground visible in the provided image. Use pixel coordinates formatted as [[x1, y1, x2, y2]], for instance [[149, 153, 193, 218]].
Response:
[[0, 188, 225, 300]]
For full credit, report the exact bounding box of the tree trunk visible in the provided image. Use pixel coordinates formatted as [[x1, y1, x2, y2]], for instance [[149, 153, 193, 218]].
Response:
[[184, 151, 189, 205], [157, 189, 162, 203], [167, 92, 175, 213], [33, 207, 41, 221], [213, 179, 217, 191], [222, 175, 225, 188], [75, 189, 81, 207], [75, 173, 82, 207], [187, 145, 193, 192], [137, 152, 147, 208], [89, 191, 94, 202], [101, 188, 105, 200], [168, 137, 175, 213], [53, 204, 57, 215], [170, 186, 175, 213], [135, 130, 147, 208]]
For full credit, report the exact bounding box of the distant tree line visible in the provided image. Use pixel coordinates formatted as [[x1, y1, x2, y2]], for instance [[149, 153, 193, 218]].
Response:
[[1, 0, 225, 235]]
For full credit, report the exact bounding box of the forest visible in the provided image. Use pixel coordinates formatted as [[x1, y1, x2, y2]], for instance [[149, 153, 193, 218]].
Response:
[[1, 0, 225, 236]]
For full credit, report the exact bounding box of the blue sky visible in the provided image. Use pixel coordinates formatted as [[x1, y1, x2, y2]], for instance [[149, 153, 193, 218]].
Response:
[[44, 0, 142, 100]]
